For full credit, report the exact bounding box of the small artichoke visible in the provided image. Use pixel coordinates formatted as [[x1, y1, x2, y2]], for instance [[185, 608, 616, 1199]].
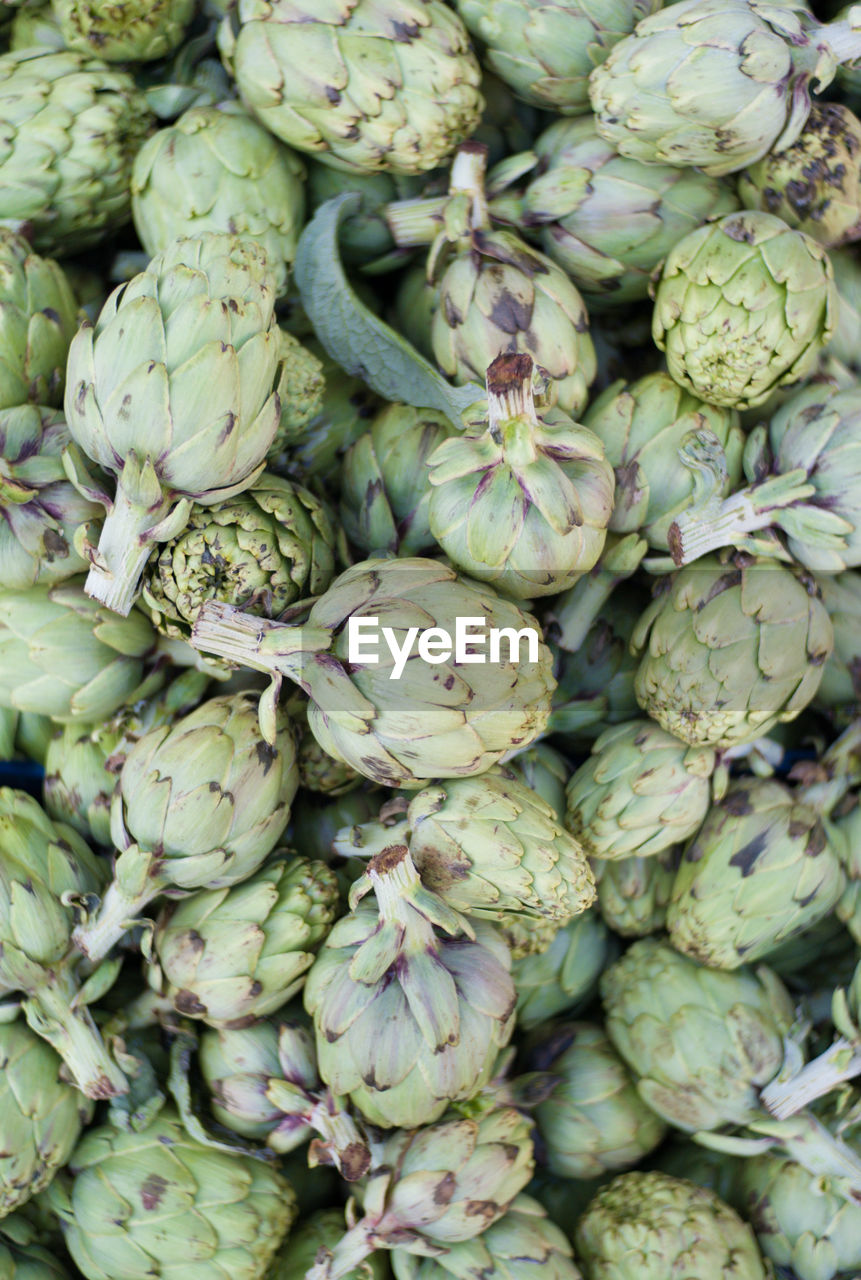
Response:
[[427, 352, 614, 597], [565, 720, 715, 861], [131, 102, 306, 295], [153, 853, 340, 1026], [593, 849, 679, 938], [632, 555, 834, 748], [513, 909, 619, 1030], [267, 331, 327, 461], [575, 1171, 771, 1280], [141, 473, 338, 645], [0, 232, 79, 412], [51, 0, 195, 61], [652, 211, 836, 410], [528, 1022, 666, 1180], [304, 844, 515, 1128], [223, 0, 483, 175]]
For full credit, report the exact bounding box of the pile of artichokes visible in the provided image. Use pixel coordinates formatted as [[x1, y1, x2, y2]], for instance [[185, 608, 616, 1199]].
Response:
[[4, 0, 861, 1277]]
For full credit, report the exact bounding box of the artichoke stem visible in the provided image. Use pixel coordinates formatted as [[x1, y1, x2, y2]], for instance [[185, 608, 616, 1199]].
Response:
[[449, 141, 490, 229], [551, 568, 624, 654], [308, 1095, 371, 1182], [85, 483, 167, 615], [820, 17, 861, 65], [761, 1038, 861, 1119], [191, 600, 328, 676], [386, 195, 448, 248], [71, 876, 161, 966], [669, 490, 777, 566], [23, 968, 128, 1099], [367, 844, 431, 936], [304, 1219, 378, 1280], [486, 353, 541, 467]]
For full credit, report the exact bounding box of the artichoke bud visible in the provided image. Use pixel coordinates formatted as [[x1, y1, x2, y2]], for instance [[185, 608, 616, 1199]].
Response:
[[53, 0, 196, 63]]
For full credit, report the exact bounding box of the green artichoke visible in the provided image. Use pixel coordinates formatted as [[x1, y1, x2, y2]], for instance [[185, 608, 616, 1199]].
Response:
[[575, 1171, 771, 1280], [0, 232, 79, 413], [507, 115, 739, 309], [390, 1194, 581, 1279], [153, 852, 339, 1026], [340, 403, 455, 557], [512, 908, 619, 1030], [9, 4, 66, 52], [824, 246, 861, 375], [426, 352, 614, 598], [267, 330, 327, 462], [582, 372, 743, 550], [652, 211, 836, 410], [528, 1022, 666, 1180], [505, 741, 567, 822], [304, 844, 515, 1128], [667, 775, 847, 969], [650, 1138, 742, 1207], [275, 343, 380, 486], [50, 1106, 295, 1280], [425, 145, 596, 415], [739, 1149, 861, 1280], [565, 720, 715, 861], [738, 102, 861, 248], [0, 1018, 92, 1221], [306, 163, 428, 270], [454, 0, 659, 113], [306, 1106, 534, 1279], [333, 766, 595, 939], [131, 101, 306, 295], [0, 578, 157, 723], [632, 555, 833, 749], [0, 1223, 70, 1279], [297, 729, 362, 796], [289, 787, 381, 863], [589, 0, 861, 176], [223, 0, 483, 175], [190, 557, 556, 789], [593, 849, 679, 938], [271, 1209, 389, 1280], [64, 233, 286, 615], [0, 407, 101, 589], [51, 0, 194, 61], [601, 937, 794, 1132], [0, 50, 153, 255], [816, 571, 861, 720], [141, 473, 337, 645], [71, 692, 298, 965]]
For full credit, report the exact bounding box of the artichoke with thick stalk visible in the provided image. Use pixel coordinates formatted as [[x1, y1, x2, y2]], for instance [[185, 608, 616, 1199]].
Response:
[[0, 231, 79, 414], [589, 0, 861, 176], [70, 692, 298, 965], [51, 0, 195, 61], [304, 844, 516, 1129], [632, 554, 833, 749], [652, 211, 836, 410], [64, 233, 287, 616], [131, 101, 306, 296], [427, 353, 614, 598], [190, 556, 556, 788], [222, 0, 483, 176]]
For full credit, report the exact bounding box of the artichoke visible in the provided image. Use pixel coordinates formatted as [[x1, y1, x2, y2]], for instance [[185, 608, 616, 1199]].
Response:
[[589, 0, 861, 176], [267, 331, 327, 461], [426, 352, 614, 598], [738, 102, 861, 248], [593, 849, 679, 938], [454, 0, 658, 113], [306, 162, 429, 271], [528, 1022, 666, 1180], [340, 403, 455, 557], [51, 0, 194, 61], [505, 741, 568, 823], [223, 0, 483, 176], [333, 766, 595, 938], [816, 571, 861, 719], [582, 372, 743, 550], [270, 1209, 389, 1280], [141, 473, 337, 645], [64, 233, 286, 615], [49, 1106, 295, 1280], [0, 232, 79, 413], [0, 407, 101, 589], [824, 246, 861, 375], [304, 844, 515, 1128], [290, 787, 381, 863], [565, 720, 715, 861], [0, 49, 153, 256], [0, 1018, 92, 1220], [0, 578, 157, 723], [153, 852, 339, 1026], [632, 555, 833, 749], [131, 102, 306, 295], [190, 557, 556, 789], [274, 343, 380, 485], [9, 4, 66, 52], [512, 908, 619, 1030], [507, 115, 739, 309], [575, 1171, 771, 1280], [0, 1222, 70, 1279], [71, 692, 298, 965], [652, 211, 836, 410], [297, 730, 362, 796]]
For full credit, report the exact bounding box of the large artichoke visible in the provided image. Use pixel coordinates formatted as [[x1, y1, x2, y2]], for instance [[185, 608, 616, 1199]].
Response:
[[589, 0, 861, 176], [64, 233, 286, 615], [426, 353, 614, 598], [190, 557, 556, 789], [304, 844, 515, 1128], [652, 211, 836, 410], [222, 0, 483, 176], [131, 102, 306, 295], [0, 49, 153, 256], [632, 555, 833, 749]]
